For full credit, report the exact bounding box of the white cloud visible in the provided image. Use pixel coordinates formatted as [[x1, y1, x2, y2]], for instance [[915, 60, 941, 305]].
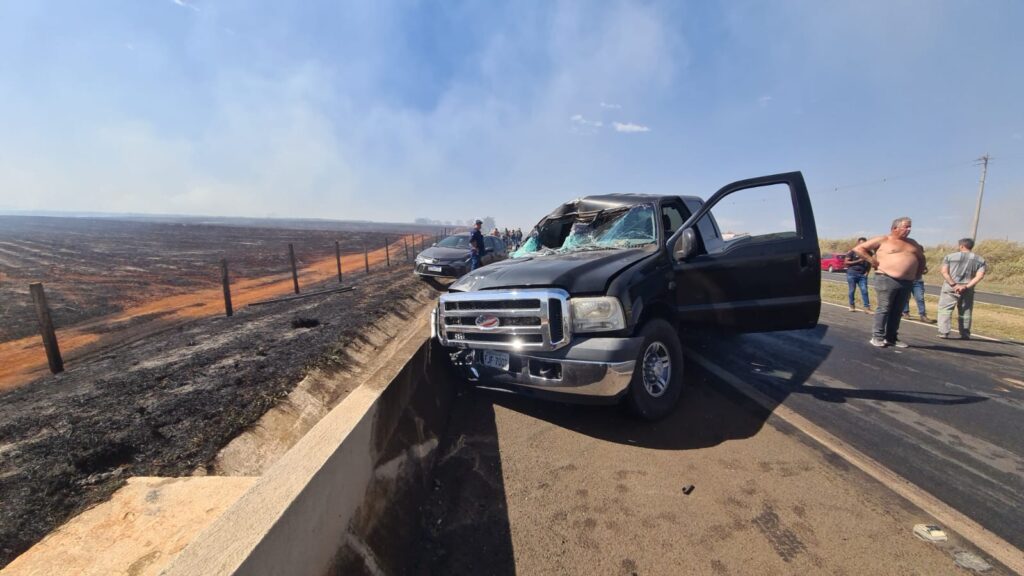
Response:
[[758, 95, 772, 107], [570, 114, 603, 128], [0, 1, 687, 229], [600, 101, 622, 109], [612, 122, 650, 133], [0, 65, 359, 219], [172, 0, 199, 13]]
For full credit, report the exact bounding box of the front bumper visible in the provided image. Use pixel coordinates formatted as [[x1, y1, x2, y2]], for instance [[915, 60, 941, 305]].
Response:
[[415, 262, 468, 278], [446, 335, 643, 404]]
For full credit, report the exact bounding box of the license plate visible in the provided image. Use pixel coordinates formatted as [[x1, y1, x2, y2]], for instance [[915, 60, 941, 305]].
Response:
[[482, 350, 510, 371], [427, 265, 442, 272]]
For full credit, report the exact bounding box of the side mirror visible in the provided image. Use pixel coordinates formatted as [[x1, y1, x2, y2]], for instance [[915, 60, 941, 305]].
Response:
[[673, 228, 697, 261]]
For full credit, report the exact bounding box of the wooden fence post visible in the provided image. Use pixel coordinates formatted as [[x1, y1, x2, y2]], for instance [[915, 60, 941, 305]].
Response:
[[364, 245, 369, 274], [385, 237, 390, 267], [335, 241, 343, 283], [29, 283, 64, 374], [288, 243, 300, 294], [404, 237, 409, 262], [220, 258, 233, 317]]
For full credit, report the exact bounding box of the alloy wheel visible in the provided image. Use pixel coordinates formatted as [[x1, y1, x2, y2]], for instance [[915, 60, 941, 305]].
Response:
[[641, 341, 671, 398]]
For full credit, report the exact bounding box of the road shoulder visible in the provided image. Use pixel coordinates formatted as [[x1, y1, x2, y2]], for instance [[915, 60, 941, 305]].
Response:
[[420, 367, 1016, 574]]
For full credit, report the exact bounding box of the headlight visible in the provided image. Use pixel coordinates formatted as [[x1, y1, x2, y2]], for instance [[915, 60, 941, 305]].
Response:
[[570, 297, 625, 333], [415, 255, 431, 264]]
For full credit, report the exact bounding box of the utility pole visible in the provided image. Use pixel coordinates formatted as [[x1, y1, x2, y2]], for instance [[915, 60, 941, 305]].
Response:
[[970, 154, 989, 242]]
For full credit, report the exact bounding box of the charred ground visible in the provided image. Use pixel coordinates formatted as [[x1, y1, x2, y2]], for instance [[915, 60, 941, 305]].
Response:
[[0, 257, 441, 568], [0, 215, 436, 342]]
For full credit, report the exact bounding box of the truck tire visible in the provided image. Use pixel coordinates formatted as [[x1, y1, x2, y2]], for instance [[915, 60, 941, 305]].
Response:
[[625, 319, 684, 421]]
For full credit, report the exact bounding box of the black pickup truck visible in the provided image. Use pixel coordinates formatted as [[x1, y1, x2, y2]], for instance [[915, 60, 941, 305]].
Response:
[[432, 172, 820, 420]]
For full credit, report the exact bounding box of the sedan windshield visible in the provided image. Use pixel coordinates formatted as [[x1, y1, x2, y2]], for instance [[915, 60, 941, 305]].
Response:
[[513, 203, 657, 257], [436, 235, 472, 249]]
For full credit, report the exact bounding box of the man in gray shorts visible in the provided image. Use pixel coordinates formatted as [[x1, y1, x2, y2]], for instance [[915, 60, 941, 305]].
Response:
[[938, 238, 987, 340]]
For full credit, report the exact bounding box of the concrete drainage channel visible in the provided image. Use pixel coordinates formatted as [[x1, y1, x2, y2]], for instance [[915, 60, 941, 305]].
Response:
[[5, 305, 457, 576]]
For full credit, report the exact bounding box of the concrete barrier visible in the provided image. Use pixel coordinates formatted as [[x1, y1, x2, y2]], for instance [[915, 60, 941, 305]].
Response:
[[163, 322, 455, 575], [4, 310, 456, 576]]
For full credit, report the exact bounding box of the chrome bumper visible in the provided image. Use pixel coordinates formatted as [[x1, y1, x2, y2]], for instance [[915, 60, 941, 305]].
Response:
[[455, 350, 635, 401], [433, 307, 639, 402]]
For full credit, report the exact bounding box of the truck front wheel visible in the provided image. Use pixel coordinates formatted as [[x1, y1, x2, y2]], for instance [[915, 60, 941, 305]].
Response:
[[625, 319, 684, 421]]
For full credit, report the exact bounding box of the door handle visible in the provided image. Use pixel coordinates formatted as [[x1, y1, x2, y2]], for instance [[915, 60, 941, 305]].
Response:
[[800, 252, 816, 268]]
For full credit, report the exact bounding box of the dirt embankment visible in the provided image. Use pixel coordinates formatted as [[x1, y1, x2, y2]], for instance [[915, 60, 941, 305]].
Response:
[[0, 267, 442, 568]]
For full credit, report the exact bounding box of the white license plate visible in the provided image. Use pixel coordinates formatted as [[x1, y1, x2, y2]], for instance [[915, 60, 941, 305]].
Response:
[[427, 265, 443, 272], [482, 350, 510, 371]]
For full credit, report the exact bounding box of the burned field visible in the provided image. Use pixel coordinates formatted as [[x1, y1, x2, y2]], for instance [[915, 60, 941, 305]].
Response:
[[0, 215, 446, 567], [0, 215, 418, 342], [0, 265, 441, 568]]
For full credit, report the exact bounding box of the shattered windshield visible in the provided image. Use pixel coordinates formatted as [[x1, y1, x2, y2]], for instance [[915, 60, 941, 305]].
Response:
[[436, 236, 472, 249], [513, 203, 657, 258]]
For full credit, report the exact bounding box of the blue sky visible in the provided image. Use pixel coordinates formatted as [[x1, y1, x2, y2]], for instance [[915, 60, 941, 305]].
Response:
[[1, 0, 1022, 244]]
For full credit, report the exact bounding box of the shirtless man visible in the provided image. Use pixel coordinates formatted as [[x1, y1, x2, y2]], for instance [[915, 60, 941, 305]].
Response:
[[853, 217, 927, 348]]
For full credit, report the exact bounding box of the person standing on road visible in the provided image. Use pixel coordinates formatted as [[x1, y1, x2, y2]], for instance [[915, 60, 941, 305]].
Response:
[[902, 276, 929, 322], [469, 219, 487, 271], [938, 238, 987, 340], [845, 237, 872, 312], [853, 217, 927, 348]]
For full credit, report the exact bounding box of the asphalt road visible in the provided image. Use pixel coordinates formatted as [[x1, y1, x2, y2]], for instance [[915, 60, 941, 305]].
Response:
[[690, 303, 1024, 552], [822, 271, 1024, 308], [417, 304, 1023, 574]]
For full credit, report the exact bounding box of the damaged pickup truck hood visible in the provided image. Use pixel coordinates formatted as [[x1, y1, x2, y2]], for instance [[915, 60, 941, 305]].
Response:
[[449, 248, 652, 294]]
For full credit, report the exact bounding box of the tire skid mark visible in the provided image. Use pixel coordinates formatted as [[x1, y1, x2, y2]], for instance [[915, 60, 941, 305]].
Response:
[[751, 502, 807, 562], [685, 345, 1024, 575]]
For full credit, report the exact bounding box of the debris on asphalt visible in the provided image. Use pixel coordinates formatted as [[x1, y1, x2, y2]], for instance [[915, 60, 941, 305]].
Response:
[[913, 523, 948, 542], [954, 551, 992, 572]]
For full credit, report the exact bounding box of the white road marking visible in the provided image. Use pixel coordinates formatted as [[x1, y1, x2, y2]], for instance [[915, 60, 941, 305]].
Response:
[[1003, 378, 1024, 390], [683, 346, 1024, 575], [807, 373, 1024, 479], [821, 301, 1003, 342]]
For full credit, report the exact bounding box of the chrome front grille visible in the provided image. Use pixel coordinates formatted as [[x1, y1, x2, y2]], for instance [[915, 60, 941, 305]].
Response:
[[437, 289, 571, 351]]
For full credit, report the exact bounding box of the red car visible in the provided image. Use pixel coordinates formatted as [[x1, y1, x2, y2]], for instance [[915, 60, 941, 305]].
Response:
[[820, 252, 846, 273]]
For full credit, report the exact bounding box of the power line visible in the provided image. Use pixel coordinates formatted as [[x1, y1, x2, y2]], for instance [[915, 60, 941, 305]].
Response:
[[826, 158, 978, 193]]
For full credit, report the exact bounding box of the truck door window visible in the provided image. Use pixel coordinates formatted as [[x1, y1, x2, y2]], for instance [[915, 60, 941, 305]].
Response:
[[700, 183, 797, 254], [661, 204, 686, 238]]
